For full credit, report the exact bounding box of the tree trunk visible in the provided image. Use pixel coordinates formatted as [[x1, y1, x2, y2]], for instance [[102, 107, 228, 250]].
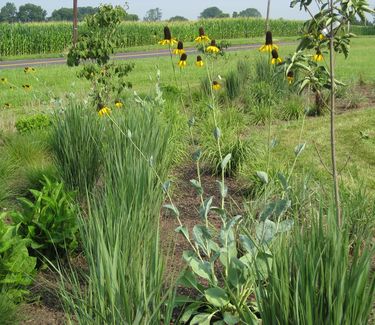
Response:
[[329, 0, 341, 226]]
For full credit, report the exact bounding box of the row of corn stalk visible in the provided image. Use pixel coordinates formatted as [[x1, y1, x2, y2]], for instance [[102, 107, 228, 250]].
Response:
[[1, 18, 374, 57]]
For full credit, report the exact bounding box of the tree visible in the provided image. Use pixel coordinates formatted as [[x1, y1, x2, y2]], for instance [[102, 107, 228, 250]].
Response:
[[143, 8, 162, 21], [51, 8, 73, 21], [0, 2, 17, 23], [124, 13, 139, 21], [199, 7, 228, 19], [169, 15, 188, 22], [232, 11, 239, 18], [50, 7, 99, 21], [238, 8, 262, 18], [77, 6, 98, 19], [17, 3, 46, 22]]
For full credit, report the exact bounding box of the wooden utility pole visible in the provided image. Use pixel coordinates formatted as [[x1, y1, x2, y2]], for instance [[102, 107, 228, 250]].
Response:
[[265, 0, 271, 32], [73, 0, 78, 46]]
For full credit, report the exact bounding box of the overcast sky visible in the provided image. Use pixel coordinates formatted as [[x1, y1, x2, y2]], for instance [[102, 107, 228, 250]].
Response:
[[8, 0, 375, 20]]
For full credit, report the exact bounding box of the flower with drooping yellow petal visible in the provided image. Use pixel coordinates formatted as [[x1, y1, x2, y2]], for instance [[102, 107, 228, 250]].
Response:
[[313, 49, 323, 62], [287, 71, 294, 84], [115, 100, 123, 108], [271, 49, 282, 65], [195, 27, 210, 43], [98, 106, 111, 117], [178, 53, 187, 68], [206, 40, 220, 54], [196, 55, 204, 67], [212, 81, 221, 91], [259, 31, 278, 52], [24, 66, 36, 73], [173, 41, 185, 55], [158, 26, 177, 45], [22, 84, 32, 90]]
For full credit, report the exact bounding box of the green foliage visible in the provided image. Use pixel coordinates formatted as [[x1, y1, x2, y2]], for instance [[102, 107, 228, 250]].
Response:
[[0, 293, 19, 325], [58, 105, 173, 324], [15, 114, 51, 134], [236, 8, 262, 18], [199, 6, 229, 19], [17, 3, 46, 22], [175, 188, 293, 324], [51, 103, 102, 194], [50, 6, 98, 21], [287, 0, 375, 96], [0, 2, 17, 23], [11, 176, 78, 261], [67, 4, 127, 66], [0, 216, 36, 301], [67, 4, 134, 107], [256, 213, 375, 324], [169, 15, 188, 22]]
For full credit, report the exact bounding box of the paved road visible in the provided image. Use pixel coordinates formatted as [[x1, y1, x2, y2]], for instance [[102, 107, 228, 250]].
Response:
[[0, 42, 296, 70]]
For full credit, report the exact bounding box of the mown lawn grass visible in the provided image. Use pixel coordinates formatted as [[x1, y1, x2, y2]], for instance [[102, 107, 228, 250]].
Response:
[[253, 108, 375, 192]]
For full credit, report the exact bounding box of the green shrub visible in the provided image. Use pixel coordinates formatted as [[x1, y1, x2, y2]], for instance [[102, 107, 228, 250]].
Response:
[[256, 213, 375, 324], [0, 216, 36, 301], [15, 114, 51, 134], [200, 107, 252, 175], [11, 176, 78, 262], [51, 103, 102, 194], [203, 136, 254, 176]]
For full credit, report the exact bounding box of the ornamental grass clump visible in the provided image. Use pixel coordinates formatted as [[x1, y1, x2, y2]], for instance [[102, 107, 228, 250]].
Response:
[[51, 103, 102, 195], [58, 106, 174, 324], [256, 210, 375, 324]]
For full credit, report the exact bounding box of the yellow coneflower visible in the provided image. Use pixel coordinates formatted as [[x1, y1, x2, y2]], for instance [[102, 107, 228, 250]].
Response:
[[206, 40, 220, 54], [1, 77, 7, 84], [22, 84, 31, 90], [212, 81, 221, 91], [195, 27, 210, 43], [271, 49, 282, 64], [115, 100, 123, 108], [3, 103, 11, 109], [287, 71, 294, 84], [313, 49, 323, 62], [178, 53, 188, 68], [196, 55, 204, 67], [24, 66, 36, 73], [259, 31, 278, 52], [173, 41, 185, 55], [158, 26, 177, 46], [98, 106, 111, 117]]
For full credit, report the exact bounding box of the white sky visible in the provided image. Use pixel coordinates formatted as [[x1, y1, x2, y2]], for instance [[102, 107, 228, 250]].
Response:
[[7, 0, 375, 20]]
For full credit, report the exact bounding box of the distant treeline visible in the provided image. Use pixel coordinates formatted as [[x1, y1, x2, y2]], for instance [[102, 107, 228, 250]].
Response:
[[0, 2, 138, 23]]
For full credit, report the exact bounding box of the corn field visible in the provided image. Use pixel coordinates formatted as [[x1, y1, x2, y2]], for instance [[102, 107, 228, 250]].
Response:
[[0, 18, 374, 57]]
